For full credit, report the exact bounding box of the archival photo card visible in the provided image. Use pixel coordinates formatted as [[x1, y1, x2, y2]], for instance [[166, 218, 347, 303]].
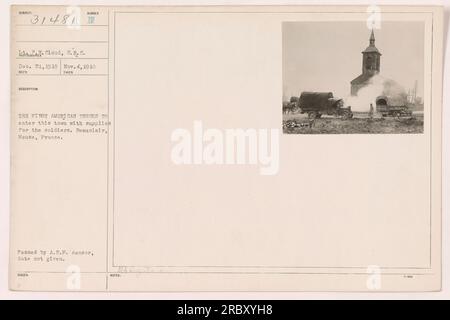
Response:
[[9, 5, 443, 292]]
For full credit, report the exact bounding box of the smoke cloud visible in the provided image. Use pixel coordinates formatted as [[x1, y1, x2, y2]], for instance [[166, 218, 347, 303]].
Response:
[[345, 75, 407, 112]]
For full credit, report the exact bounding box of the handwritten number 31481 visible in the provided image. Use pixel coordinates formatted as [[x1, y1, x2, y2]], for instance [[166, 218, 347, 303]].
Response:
[[30, 14, 78, 25]]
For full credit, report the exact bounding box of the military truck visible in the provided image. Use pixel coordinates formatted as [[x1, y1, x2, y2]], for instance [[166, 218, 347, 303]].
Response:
[[298, 92, 353, 119], [376, 95, 412, 117]]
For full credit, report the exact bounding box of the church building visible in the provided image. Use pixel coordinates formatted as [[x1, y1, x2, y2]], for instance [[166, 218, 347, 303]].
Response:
[[350, 30, 382, 96]]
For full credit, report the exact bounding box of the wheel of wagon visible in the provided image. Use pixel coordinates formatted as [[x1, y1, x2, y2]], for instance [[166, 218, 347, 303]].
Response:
[[308, 112, 317, 119], [342, 111, 352, 120]]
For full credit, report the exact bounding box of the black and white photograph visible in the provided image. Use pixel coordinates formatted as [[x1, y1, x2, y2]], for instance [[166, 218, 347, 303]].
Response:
[[282, 21, 425, 134]]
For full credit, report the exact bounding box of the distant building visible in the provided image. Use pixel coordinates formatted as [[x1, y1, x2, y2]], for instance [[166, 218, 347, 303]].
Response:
[[350, 30, 382, 96]]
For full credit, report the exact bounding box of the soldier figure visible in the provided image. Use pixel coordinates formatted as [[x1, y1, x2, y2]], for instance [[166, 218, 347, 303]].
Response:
[[369, 103, 374, 120]]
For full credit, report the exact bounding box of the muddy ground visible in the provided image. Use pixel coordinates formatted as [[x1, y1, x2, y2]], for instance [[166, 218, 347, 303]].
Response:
[[283, 112, 424, 134]]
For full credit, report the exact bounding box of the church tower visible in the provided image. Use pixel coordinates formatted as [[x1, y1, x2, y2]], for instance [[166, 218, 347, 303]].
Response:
[[350, 29, 382, 95], [362, 29, 381, 75]]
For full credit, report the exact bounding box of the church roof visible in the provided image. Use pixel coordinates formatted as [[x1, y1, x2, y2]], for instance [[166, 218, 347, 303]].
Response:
[[362, 45, 381, 54], [350, 72, 374, 85]]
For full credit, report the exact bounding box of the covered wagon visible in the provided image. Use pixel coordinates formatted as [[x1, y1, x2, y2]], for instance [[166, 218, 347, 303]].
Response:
[[376, 95, 412, 117]]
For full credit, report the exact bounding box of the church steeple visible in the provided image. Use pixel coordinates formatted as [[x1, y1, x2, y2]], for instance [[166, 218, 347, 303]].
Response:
[[361, 29, 381, 75], [351, 29, 382, 95], [369, 29, 375, 46]]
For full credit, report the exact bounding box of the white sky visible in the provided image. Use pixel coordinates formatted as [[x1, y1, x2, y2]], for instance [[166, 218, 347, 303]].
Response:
[[282, 21, 424, 101]]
